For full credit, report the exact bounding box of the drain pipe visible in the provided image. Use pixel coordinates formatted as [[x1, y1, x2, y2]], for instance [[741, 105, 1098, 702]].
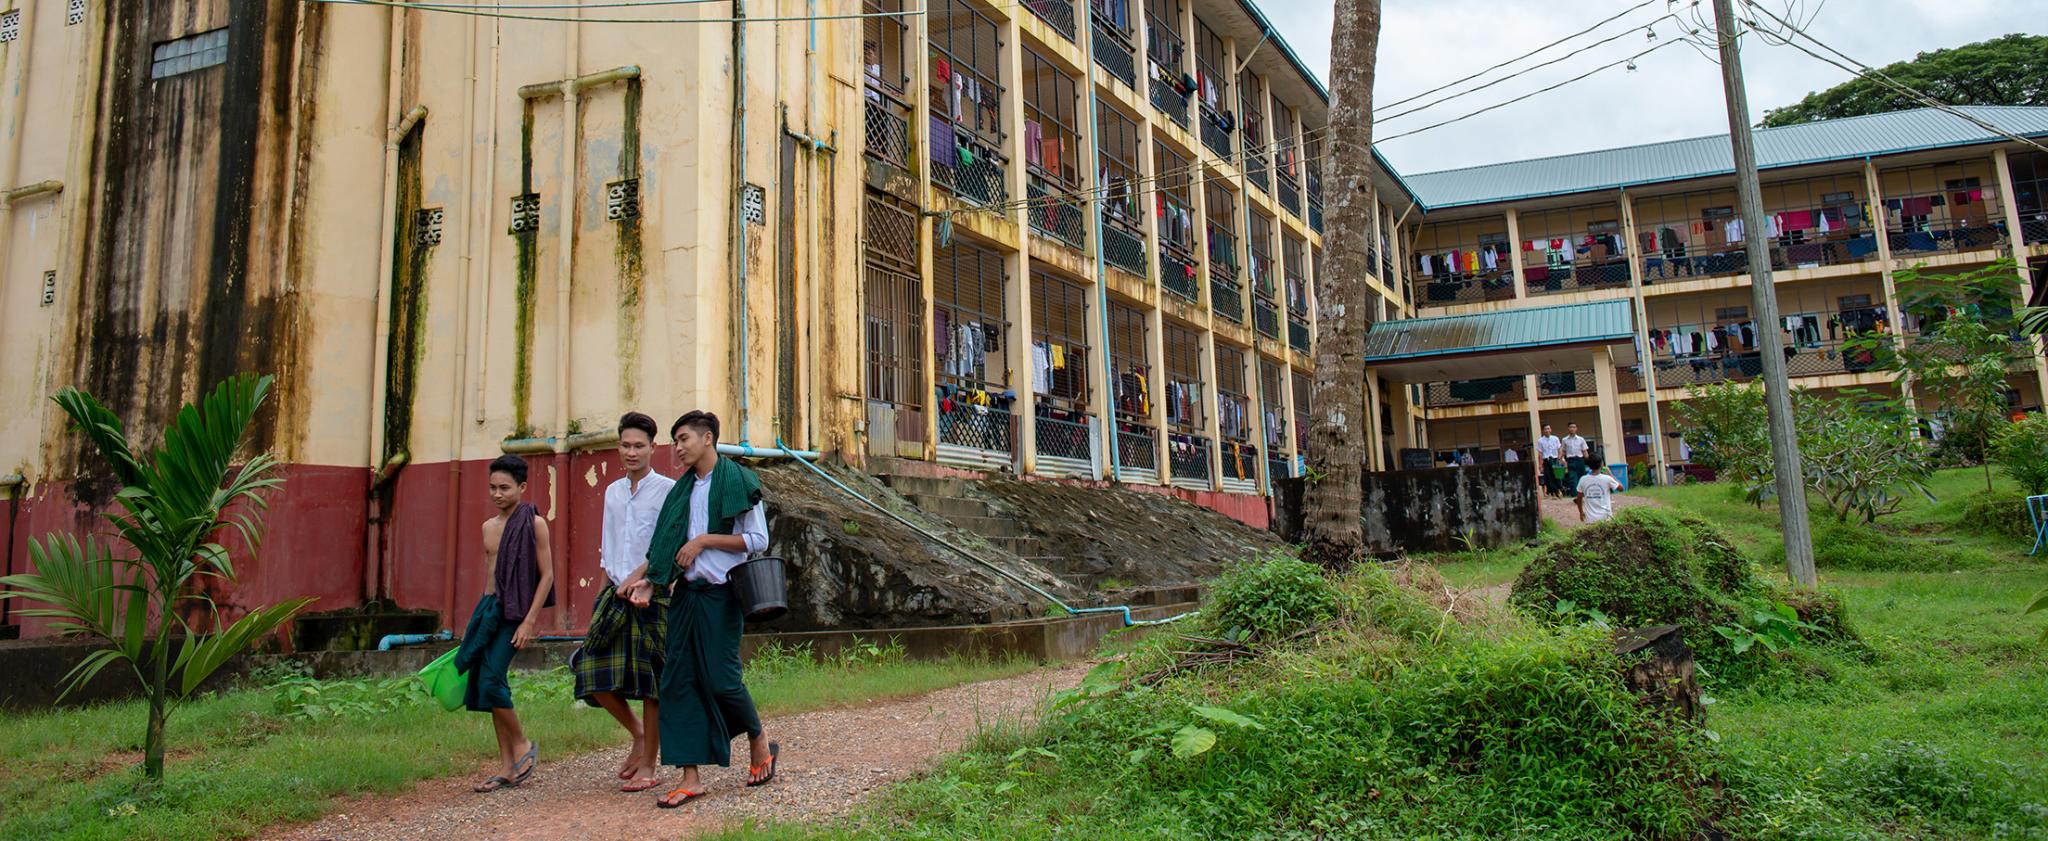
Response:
[[1083, 42, 1122, 483], [377, 629, 451, 651], [366, 0, 427, 606], [731, 0, 752, 444], [0, 0, 40, 337], [778, 440, 1193, 627]]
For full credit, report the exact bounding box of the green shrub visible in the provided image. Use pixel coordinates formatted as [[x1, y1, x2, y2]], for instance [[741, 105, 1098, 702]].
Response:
[[1995, 413, 2048, 496], [1956, 490, 2034, 542], [1784, 520, 1999, 572], [1203, 553, 1341, 642]]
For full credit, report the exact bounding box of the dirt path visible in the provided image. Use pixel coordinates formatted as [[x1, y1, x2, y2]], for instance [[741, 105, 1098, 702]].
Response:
[[273, 662, 1092, 841], [1537, 491, 1656, 529]]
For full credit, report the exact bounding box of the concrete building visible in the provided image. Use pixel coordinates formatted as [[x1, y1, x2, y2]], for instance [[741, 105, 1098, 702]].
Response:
[[1372, 107, 2048, 481], [0, 0, 1413, 637]]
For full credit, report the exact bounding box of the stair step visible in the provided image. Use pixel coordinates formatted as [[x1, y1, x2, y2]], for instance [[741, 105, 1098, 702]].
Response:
[[904, 494, 994, 520], [878, 474, 964, 498], [948, 515, 1031, 539]]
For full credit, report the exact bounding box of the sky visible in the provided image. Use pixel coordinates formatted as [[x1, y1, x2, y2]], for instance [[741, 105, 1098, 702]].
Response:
[[1261, 0, 2047, 176]]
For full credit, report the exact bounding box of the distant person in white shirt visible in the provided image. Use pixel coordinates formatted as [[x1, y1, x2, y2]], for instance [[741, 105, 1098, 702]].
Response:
[[1503, 447, 1520, 463], [1457, 450, 1475, 467], [1534, 424, 1563, 497], [1561, 423, 1591, 496], [573, 412, 675, 793], [1577, 469, 1624, 523]]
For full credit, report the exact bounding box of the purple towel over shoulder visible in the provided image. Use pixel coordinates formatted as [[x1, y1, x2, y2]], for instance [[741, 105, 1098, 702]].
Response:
[[495, 501, 555, 622]]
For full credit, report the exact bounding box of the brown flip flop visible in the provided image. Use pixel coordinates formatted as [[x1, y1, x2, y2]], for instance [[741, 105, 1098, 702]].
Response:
[[621, 776, 661, 793]]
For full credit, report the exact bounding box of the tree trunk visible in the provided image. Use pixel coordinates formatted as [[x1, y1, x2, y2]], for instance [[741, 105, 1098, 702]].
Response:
[[144, 626, 168, 781], [1300, 0, 1382, 570]]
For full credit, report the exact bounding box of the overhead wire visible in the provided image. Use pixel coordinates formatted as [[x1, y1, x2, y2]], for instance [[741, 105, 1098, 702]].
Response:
[[306, 0, 923, 23], [1378, 38, 1693, 143], [1376, 14, 1683, 124], [1737, 0, 2048, 156]]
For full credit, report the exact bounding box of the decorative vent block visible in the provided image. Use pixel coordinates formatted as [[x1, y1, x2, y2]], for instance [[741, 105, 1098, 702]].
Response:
[[605, 178, 640, 222], [414, 208, 444, 247], [509, 193, 541, 234], [741, 183, 766, 226], [66, 0, 85, 26]]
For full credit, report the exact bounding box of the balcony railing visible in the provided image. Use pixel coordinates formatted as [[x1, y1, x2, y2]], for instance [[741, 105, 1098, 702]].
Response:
[[937, 397, 1015, 454], [1537, 369, 1596, 397], [1268, 454, 1291, 481], [2021, 212, 2048, 244], [1116, 422, 1158, 472], [1525, 256, 1631, 296], [1150, 76, 1190, 127], [1306, 172, 1324, 234], [1245, 147, 1269, 192], [1887, 217, 2007, 257], [1211, 272, 1243, 323], [1091, 16, 1137, 88], [1034, 408, 1092, 462], [1220, 439, 1258, 483], [1254, 297, 1280, 339], [1287, 317, 1311, 352], [1022, 0, 1076, 40], [863, 89, 913, 170], [1169, 433, 1212, 483], [932, 132, 1008, 207], [1277, 175, 1301, 217], [1102, 216, 1148, 276], [1027, 176, 1086, 249], [1200, 107, 1232, 158], [1162, 248, 1198, 302], [1424, 376, 1523, 408]]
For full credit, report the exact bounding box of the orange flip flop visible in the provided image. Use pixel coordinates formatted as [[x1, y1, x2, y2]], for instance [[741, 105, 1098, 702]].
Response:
[[656, 786, 705, 808], [746, 742, 781, 787]]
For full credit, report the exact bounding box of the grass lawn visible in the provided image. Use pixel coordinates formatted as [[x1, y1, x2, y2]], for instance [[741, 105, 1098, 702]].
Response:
[[0, 643, 1036, 841]]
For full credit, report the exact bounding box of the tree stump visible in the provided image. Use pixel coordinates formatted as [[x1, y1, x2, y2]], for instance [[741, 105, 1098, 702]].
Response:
[[1613, 624, 1701, 722]]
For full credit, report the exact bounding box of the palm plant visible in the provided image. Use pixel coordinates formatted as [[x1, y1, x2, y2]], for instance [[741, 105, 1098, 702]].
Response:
[[0, 373, 314, 781]]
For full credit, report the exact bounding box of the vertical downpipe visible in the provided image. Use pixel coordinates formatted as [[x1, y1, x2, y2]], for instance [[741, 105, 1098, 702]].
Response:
[[732, 0, 750, 443], [442, 8, 482, 629], [0, 0, 38, 335], [1085, 46, 1121, 482], [552, 6, 582, 631], [366, 5, 410, 604]]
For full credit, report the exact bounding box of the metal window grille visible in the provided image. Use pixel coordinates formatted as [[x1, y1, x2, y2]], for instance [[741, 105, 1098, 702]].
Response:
[[1144, 0, 1188, 127], [1032, 271, 1092, 407], [864, 193, 924, 410], [1195, 20, 1232, 158], [1247, 211, 1274, 299], [934, 237, 1013, 454], [1023, 49, 1084, 247], [1163, 320, 1204, 433], [1260, 358, 1286, 450], [1109, 300, 1150, 422], [1283, 235, 1308, 317], [862, 0, 914, 169], [1090, 0, 1137, 88], [1291, 369, 1311, 452], [1412, 217, 1516, 305], [1272, 95, 1301, 215], [1215, 343, 1251, 443], [929, 0, 1008, 207], [1305, 136, 1325, 233], [150, 28, 229, 78], [1157, 143, 1198, 302], [1098, 102, 1147, 276], [1240, 69, 1267, 191]]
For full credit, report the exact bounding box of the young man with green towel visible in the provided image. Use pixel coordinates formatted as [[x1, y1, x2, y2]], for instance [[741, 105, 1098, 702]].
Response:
[[460, 455, 555, 793], [622, 410, 779, 807], [574, 412, 675, 792]]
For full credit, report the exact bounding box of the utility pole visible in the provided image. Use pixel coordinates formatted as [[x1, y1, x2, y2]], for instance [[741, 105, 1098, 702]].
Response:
[[1712, 0, 1816, 588]]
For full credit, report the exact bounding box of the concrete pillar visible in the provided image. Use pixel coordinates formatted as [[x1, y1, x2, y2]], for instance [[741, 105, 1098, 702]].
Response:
[[1002, 14, 1035, 475], [1993, 148, 2048, 401], [913, 5, 940, 459], [1389, 379, 1414, 451], [1863, 159, 1917, 414], [1505, 208, 1528, 300], [1365, 369, 1385, 471], [1592, 346, 1626, 479]]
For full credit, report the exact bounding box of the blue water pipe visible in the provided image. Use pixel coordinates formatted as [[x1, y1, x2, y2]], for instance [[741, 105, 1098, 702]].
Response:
[[376, 630, 451, 651], [776, 439, 1196, 629]]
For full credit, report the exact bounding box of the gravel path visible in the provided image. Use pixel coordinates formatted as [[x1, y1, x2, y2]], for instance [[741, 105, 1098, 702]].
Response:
[[1537, 490, 1655, 529], [272, 661, 1092, 840]]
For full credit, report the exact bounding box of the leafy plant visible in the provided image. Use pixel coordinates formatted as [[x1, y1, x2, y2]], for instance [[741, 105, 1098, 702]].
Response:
[[1202, 553, 1340, 642], [272, 674, 425, 722], [1750, 391, 1935, 524], [1994, 412, 2048, 496], [1673, 380, 1770, 485], [1712, 603, 1821, 655], [0, 373, 315, 781]]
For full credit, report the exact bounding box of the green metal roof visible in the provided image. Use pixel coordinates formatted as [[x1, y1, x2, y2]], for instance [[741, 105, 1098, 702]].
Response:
[[1402, 106, 2048, 210], [1363, 300, 1636, 362]]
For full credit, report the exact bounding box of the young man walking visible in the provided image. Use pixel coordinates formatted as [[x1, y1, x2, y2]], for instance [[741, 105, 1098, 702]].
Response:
[[1561, 422, 1591, 498], [625, 411, 778, 808], [460, 455, 555, 793], [1535, 424, 1563, 497], [574, 412, 675, 792]]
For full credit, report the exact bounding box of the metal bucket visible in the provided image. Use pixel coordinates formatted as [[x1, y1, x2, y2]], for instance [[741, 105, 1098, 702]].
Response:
[[731, 556, 789, 623]]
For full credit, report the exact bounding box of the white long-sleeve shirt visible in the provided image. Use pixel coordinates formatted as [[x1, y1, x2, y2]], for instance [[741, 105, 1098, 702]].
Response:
[[600, 471, 676, 587], [683, 474, 771, 585]]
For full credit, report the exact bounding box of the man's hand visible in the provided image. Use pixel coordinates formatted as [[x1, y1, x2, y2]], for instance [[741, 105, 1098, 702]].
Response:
[[624, 578, 654, 608], [675, 536, 704, 571], [512, 620, 536, 650]]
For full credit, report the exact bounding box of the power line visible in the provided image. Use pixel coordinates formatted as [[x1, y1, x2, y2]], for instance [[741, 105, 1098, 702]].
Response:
[[1379, 38, 1693, 143], [1376, 15, 1683, 124], [1375, 0, 1662, 113], [306, 0, 924, 24], [1739, 0, 2048, 156]]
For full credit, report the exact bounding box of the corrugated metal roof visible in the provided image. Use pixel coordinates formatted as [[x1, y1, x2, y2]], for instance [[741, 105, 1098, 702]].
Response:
[[1363, 300, 1636, 361], [1401, 106, 2048, 210]]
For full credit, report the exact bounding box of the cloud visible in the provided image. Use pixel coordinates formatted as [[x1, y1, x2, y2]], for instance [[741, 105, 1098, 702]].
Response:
[[1260, 0, 2045, 174]]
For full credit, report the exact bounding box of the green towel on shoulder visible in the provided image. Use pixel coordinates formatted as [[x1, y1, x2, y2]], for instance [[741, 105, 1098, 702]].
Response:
[[646, 457, 763, 587]]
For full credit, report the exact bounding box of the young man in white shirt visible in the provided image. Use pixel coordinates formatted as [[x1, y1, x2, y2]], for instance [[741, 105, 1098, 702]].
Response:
[[1577, 468, 1624, 523], [1534, 424, 1563, 497], [1561, 422, 1591, 497], [572, 412, 676, 792]]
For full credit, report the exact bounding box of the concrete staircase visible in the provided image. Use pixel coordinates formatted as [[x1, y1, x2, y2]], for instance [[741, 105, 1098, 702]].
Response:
[[877, 474, 1049, 561]]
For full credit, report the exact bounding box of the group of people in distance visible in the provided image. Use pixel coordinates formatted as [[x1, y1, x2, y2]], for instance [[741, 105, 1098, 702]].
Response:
[[455, 410, 779, 808], [1532, 421, 1621, 522]]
